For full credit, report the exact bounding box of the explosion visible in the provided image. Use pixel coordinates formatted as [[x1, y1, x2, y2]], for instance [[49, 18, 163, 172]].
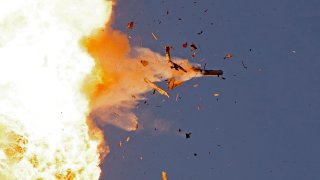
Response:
[[0, 0, 112, 179], [0, 0, 221, 179]]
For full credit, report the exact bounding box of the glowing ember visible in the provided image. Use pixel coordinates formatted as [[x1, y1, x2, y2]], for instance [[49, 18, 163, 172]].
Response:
[[0, 0, 112, 179], [162, 171, 168, 180]]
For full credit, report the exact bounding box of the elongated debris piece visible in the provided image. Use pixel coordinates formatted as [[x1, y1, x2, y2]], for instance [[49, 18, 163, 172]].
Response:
[[144, 78, 170, 98], [191, 67, 223, 76], [162, 171, 168, 180], [151, 32, 158, 40]]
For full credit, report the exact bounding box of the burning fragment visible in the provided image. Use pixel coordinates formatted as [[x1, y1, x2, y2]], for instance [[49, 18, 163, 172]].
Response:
[[144, 78, 170, 98], [224, 53, 233, 60], [182, 42, 188, 48], [162, 171, 168, 180], [151, 32, 158, 40], [190, 43, 198, 51], [165, 46, 172, 63], [213, 93, 220, 97], [140, 60, 149, 67], [127, 21, 134, 29], [168, 78, 184, 90]]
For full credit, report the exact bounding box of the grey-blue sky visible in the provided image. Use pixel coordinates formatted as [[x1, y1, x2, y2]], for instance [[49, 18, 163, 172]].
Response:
[[100, 0, 320, 179]]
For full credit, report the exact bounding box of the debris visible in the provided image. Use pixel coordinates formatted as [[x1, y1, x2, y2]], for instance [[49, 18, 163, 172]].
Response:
[[221, 77, 226, 80], [126, 137, 131, 142], [165, 46, 171, 63], [182, 42, 188, 48], [193, 84, 199, 88], [192, 52, 196, 58], [197, 105, 202, 111], [162, 171, 168, 180], [170, 62, 187, 72], [241, 60, 248, 69], [178, 129, 182, 132], [140, 60, 149, 67], [127, 21, 134, 29], [224, 53, 233, 60], [144, 78, 170, 98], [178, 18, 182, 21], [151, 32, 158, 40], [168, 78, 184, 90], [190, 43, 198, 51], [213, 93, 219, 97], [165, 46, 188, 72], [204, 9, 208, 13], [175, 93, 181, 102], [119, 141, 122, 147], [186, 132, 192, 139], [194, 153, 198, 156], [197, 30, 203, 35], [192, 67, 223, 76]]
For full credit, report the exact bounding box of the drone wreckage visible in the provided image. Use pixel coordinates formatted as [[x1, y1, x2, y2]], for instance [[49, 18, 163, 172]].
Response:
[[144, 46, 223, 97]]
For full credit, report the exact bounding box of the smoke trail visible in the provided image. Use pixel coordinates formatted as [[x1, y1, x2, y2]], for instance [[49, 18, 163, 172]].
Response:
[[82, 28, 202, 131]]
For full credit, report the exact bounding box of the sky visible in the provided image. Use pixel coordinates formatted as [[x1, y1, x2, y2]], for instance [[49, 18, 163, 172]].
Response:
[[100, 0, 320, 179]]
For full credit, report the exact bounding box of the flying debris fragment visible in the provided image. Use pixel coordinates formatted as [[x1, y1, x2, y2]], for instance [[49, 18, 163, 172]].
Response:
[[224, 53, 233, 59], [191, 67, 223, 76], [140, 60, 149, 67], [151, 32, 158, 40], [190, 43, 198, 51], [182, 42, 188, 48], [165, 46, 188, 72], [144, 78, 170, 98], [197, 30, 203, 35], [186, 132, 192, 139], [165, 46, 172, 63], [127, 21, 134, 29], [170, 62, 188, 72], [162, 171, 168, 180], [241, 60, 248, 69], [168, 78, 184, 90], [175, 93, 181, 102]]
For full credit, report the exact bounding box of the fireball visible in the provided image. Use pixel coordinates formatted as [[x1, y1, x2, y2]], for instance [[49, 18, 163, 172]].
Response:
[[0, 0, 112, 179]]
